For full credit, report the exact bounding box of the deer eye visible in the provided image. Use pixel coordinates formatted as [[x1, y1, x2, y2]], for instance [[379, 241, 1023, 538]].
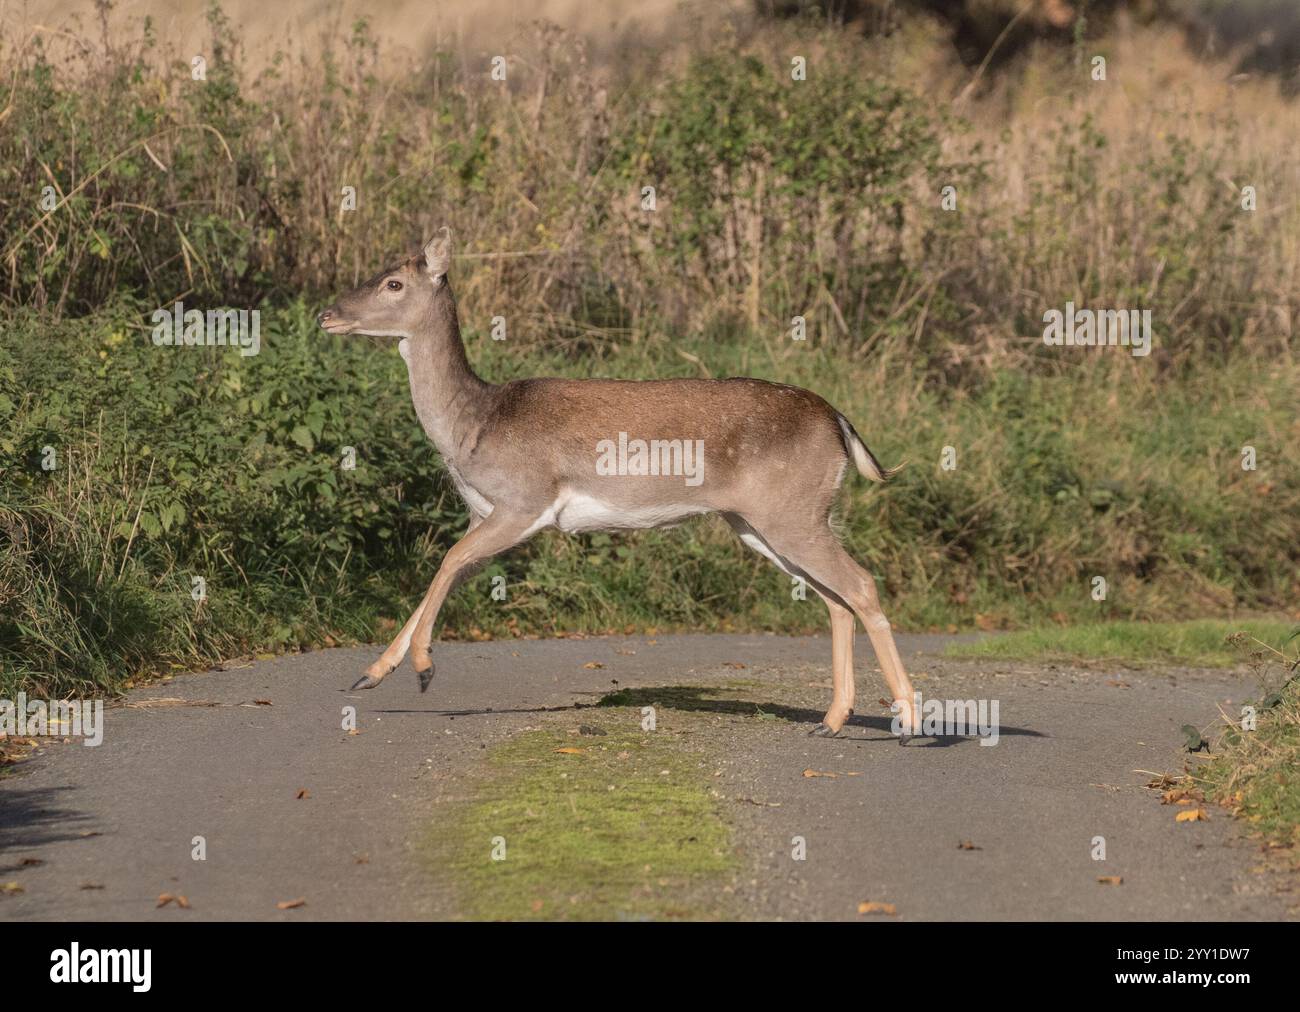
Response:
[[386, 279, 403, 291]]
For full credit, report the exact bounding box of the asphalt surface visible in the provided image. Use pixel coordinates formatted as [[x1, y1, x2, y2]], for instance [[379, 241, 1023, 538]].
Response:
[[0, 633, 1287, 920]]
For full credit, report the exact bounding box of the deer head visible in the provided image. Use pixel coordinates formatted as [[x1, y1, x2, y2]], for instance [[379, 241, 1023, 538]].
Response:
[[317, 229, 453, 338]]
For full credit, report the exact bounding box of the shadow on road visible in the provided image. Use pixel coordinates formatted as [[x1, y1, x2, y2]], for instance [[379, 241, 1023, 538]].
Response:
[[597, 685, 1045, 746], [370, 683, 1047, 747], [0, 784, 98, 853]]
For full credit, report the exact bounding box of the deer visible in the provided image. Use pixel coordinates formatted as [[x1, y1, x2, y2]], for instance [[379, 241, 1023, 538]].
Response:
[[317, 229, 920, 740]]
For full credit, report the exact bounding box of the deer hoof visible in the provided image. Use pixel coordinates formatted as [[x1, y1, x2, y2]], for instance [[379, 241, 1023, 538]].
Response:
[[809, 722, 841, 738], [417, 666, 435, 693], [349, 674, 382, 691]]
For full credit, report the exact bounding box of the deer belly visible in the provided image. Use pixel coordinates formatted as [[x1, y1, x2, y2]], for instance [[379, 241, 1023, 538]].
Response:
[[553, 491, 709, 533]]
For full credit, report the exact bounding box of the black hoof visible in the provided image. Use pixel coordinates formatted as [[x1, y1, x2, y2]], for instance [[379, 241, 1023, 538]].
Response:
[[416, 665, 435, 693], [898, 733, 911, 746], [349, 675, 381, 691], [809, 723, 840, 738]]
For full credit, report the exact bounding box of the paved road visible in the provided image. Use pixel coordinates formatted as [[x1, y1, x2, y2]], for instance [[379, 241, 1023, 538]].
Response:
[[0, 634, 1286, 920]]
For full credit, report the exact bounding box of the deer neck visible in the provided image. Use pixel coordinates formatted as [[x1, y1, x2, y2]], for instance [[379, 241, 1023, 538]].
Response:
[[399, 288, 491, 463]]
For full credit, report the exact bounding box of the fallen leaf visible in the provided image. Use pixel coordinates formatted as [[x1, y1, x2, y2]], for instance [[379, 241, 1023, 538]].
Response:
[[1175, 808, 1207, 823], [296, 788, 310, 799], [857, 901, 897, 916], [722, 662, 747, 669], [957, 840, 982, 850], [156, 893, 190, 909], [19, 857, 44, 867], [253, 699, 273, 706], [1, 882, 24, 895], [583, 662, 604, 670], [80, 883, 105, 890], [554, 747, 586, 755], [276, 898, 306, 910], [1097, 876, 1123, 885], [347, 728, 361, 736]]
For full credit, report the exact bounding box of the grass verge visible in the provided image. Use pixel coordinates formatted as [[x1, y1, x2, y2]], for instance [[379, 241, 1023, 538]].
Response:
[[1199, 634, 1300, 858], [943, 619, 1296, 668], [435, 712, 735, 920]]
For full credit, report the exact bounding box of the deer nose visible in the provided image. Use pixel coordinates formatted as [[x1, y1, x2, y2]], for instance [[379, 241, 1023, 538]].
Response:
[[317, 309, 334, 325]]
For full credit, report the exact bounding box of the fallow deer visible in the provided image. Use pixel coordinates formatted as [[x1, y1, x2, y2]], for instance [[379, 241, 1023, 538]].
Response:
[[318, 230, 919, 739]]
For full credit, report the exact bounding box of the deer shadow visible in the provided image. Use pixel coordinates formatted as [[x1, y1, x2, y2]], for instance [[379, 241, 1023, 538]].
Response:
[[592, 684, 1046, 748]]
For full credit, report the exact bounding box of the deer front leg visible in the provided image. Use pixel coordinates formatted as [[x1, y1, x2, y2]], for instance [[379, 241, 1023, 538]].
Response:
[[405, 509, 541, 685], [351, 512, 486, 692]]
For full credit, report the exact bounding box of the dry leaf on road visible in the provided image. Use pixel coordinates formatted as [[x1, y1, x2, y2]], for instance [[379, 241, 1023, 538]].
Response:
[[857, 901, 897, 915]]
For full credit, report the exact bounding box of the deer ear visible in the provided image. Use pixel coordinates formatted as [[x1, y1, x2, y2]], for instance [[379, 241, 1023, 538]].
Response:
[[422, 227, 452, 283]]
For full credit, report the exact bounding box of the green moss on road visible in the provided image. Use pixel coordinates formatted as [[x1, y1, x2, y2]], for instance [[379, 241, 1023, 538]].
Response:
[[436, 714, 735, 921]]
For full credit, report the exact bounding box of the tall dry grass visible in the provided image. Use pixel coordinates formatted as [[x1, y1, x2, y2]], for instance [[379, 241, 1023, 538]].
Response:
[[1, 9, 1295, 370]]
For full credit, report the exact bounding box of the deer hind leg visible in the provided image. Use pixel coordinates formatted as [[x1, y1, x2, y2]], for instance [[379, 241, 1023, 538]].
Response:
[[726, 515, 855, 735], [728, 514, 918, 739], [818, 600, 856, 736]]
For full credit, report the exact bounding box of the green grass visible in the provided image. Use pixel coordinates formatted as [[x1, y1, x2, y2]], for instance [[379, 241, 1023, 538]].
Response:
[[435, 715, 734, 920], [943, 619, 1297, 667], [1200, 635, 1300, 855], [5, 303, 1297, 700]]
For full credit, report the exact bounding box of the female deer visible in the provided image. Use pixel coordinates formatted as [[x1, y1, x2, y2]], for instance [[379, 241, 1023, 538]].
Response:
[[318, 230, 918, 738]]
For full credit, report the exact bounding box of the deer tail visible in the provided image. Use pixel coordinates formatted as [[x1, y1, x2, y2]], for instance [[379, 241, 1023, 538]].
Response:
[[835, 413, 904, 483]]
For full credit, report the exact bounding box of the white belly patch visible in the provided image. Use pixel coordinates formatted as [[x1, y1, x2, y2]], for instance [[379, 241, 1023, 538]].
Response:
[[553, 491, 709, 533]]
